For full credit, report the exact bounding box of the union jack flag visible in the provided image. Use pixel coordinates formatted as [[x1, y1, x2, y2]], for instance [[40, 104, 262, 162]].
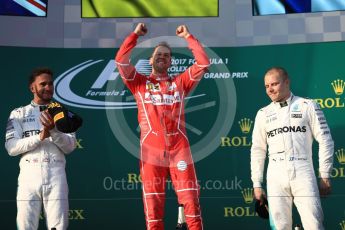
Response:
[[13, 0, 47, 16], [0, 0, 47, 16], [253, 0, 345, 15]]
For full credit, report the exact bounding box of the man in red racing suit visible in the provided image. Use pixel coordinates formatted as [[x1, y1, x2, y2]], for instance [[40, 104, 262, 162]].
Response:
[[115, 23, 210, 230]]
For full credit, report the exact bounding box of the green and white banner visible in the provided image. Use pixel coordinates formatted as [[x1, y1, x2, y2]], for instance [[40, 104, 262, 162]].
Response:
[[0, 40, 344, 229]]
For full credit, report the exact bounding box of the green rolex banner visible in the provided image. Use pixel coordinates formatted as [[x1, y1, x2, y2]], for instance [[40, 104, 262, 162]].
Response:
[[0, 40, 344, 229], [81, 0, 219, 17]]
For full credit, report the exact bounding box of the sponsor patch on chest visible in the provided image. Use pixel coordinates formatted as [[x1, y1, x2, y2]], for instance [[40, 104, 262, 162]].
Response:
[[291, 113, 302, 118], [144, 91, 181, 105]]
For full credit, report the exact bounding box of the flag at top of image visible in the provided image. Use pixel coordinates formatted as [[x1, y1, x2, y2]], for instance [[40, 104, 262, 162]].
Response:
[[0, 0, 47, 17], [253, 0, 345, 15], [82, 0, 218, 18]]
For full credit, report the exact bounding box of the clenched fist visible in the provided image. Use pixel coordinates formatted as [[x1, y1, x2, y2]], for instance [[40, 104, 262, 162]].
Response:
[[176, 25, 190, 39], [134, 23, 148, 36]]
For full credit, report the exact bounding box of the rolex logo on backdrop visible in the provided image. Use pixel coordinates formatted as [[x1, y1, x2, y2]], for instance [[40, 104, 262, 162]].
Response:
[[220, 117, 253, 147], [336, 148, 345, 165], [241, 188, 254, 204], [224, 188, 257, 217], [331, 148, 345, 178], [40, 209, 85, 220], [339, 220, 345, 230], [238, 118, 253, 134], [332, 79, 345, 95], [76, 138, 84, 149], [314, 78, 345, 109]]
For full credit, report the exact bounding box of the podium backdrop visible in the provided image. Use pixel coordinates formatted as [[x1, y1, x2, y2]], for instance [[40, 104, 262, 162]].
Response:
[[1, 40, 344, 229]]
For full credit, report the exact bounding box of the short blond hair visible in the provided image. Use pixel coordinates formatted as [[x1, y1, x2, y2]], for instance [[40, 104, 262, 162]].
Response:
[[265, 67, 289, 81]]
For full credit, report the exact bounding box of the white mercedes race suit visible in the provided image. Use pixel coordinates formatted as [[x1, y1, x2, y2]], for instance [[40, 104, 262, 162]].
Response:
[[251, 94, 334, 230], [5, 101, 77, 230]]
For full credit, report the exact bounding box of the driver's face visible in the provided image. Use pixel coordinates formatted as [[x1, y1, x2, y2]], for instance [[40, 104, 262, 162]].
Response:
[[150, 46, 171, 74], [31, 73, 54, 104], [264, 71, 290, 102]]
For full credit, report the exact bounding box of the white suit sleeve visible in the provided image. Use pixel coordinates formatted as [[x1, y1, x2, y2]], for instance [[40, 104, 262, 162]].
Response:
[[308, 101, 334, 178], [251, 109, 267, 188], [5, 110, 41, 156], [50, 128, 77, 154]]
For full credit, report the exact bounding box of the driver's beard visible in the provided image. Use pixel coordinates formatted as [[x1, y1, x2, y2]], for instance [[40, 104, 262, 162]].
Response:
[[152, 63, 167, 74], [36, 88, 53, 104]]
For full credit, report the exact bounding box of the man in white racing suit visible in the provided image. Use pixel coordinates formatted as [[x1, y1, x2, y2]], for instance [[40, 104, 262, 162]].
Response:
[[5, 67, 77, 230], [251, 67, 334, 230]]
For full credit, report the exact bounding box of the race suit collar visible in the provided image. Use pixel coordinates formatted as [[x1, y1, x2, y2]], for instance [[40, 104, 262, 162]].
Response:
[[149, 72, 170, 81], [273, 93, 294, 108], [30, 101, 50, 111]]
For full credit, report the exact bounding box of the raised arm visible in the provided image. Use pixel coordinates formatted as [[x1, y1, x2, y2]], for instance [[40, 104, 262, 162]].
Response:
[[115, 23, 147, 80], [177, 25, 210, 92]]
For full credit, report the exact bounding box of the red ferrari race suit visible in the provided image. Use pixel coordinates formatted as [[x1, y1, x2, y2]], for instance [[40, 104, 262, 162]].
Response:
[[115, 32, 210, 230]]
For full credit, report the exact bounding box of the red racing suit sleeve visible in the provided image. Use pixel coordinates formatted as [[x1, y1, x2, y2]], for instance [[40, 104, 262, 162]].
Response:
[[115, 32, 144, 94], [177, 35, 210, 94]]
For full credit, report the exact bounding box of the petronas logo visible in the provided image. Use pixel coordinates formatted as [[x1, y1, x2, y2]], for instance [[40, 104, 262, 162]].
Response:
[[331, 79, 345, 95], [336, 149, 345, 165], [241, 188, 254, 204], [238, 118, 253, 134]]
